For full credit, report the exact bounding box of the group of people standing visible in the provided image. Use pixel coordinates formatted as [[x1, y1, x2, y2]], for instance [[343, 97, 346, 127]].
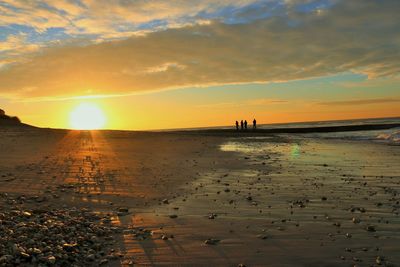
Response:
[[235, 119, 256, 130]]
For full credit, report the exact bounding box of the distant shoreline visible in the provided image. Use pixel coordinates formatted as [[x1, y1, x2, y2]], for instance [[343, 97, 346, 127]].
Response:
[[172, 123, 400, 135], [1, 121, 399, 135]]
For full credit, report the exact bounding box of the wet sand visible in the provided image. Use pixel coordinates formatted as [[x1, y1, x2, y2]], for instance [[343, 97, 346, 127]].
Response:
[[0, 127, 399, 266]]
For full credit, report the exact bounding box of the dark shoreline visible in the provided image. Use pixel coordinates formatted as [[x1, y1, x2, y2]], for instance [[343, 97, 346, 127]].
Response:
[[1, 122, 399, 136], [173, 123, 400, 135]]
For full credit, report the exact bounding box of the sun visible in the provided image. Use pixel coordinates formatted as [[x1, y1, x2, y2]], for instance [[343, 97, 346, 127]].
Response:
[[69, 103, 106, 130]]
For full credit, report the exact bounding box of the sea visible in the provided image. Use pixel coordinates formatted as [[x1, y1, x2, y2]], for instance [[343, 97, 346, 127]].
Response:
[[259, 117, 400, 145], [177, 117, 400, 145]]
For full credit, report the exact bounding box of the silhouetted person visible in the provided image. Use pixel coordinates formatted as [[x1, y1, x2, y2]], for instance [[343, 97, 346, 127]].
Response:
[[244, 120, 248, 130], [235, 121, 239, 131], [253, 118, 257, 129], [240, 120, 244, 130]]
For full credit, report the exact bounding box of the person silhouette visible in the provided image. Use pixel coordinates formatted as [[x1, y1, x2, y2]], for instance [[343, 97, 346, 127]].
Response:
[[240, 120, 244, 130], [253, 118, 257, 129], [235, 121, 239, 131], [244, 120, 248, 130]]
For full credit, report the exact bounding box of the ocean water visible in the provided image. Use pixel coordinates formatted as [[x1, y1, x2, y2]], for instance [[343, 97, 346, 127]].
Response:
[[257, 117, 400, 145], [299, 127, 400, 144], [284, 118, 400, 145], [177, 117, 400, 145]]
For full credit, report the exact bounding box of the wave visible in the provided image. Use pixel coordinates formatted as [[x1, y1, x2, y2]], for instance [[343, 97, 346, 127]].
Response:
[[377, 130, 400, 143], [300, 127, 400, 145]]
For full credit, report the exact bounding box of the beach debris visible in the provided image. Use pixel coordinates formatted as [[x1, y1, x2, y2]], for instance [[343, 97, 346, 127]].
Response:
[[352, 217, 361, 224], [169, 214, 178, 219], [204, 238, 220, 245], [162, 199, 169, 204]]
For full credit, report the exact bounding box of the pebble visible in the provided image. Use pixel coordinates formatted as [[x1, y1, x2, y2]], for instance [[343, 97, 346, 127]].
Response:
[[0, 205, 125, 266], [204, 238, 220, 245], [208, 213, 217, 219], [257, 234, 268, 240], [366, 225, 376, 232], [47, 255, 56, 264], [118, 207, 129, 213]]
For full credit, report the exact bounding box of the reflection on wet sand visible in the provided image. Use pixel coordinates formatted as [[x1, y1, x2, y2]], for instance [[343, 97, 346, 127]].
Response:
[[126, 137, 400, 266]]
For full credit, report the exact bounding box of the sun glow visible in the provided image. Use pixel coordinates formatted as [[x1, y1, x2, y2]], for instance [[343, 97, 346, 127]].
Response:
[[69, 103, 106, 130]]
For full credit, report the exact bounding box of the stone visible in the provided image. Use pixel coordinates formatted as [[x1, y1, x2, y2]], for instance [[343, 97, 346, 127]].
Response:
[[86, 254, 96, 261], [376, 256, 384, 265], [257, 234, 268, 240], [63, 243, 78, 252], [47, 255, 56, 265], [208, 214, 217, 219], [22, 211, 32, 217], [366, 225, 376, 232], [118, 207, 129, 213], [0, 255, 13, 264], [20, 252, 30, 258], [204, 238, 220, 245], [99, 259, 109, 265], [32, 248, 42, 254]]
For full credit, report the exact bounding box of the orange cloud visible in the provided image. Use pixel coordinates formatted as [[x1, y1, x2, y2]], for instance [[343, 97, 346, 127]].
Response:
[[317, 98, 400, 106], [0, 1, 398, 100]]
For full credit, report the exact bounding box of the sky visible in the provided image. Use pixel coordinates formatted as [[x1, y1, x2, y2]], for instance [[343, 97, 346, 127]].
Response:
[[0, 0, 399, 130]]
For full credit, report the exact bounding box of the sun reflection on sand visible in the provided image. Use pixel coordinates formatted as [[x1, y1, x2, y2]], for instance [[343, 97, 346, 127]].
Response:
[[290, 143, 301, 158]]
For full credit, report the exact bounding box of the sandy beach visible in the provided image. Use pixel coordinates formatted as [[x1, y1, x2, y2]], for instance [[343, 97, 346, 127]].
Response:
[[0, 126, 399, 266]]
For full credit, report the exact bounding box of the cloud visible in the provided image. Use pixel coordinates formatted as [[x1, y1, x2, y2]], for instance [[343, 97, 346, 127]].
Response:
[[0, 33, 41, 66], [198, 98, 289, 108], [0, 0, 399, 99], [318, 98, 400, 106], [0, 0, 261, 36], [0, 34, 40, 52]]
